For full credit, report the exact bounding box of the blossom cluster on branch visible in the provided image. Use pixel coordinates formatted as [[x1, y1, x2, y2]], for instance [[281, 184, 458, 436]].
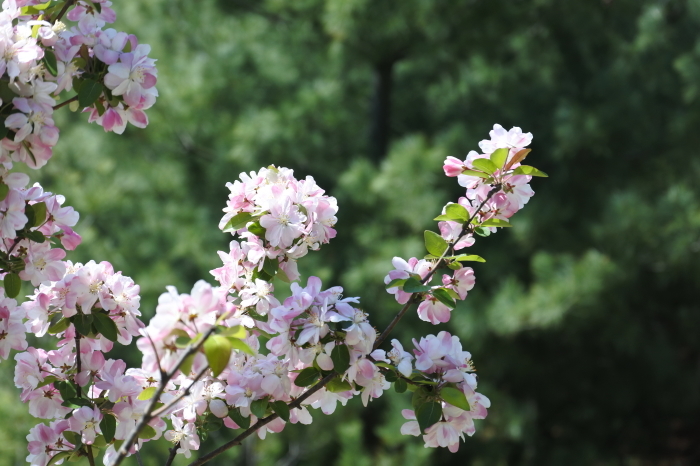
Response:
[[0, 2, 550, 465]]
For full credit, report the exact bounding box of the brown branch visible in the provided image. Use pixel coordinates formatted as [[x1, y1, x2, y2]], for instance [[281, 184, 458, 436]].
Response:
[[188, 372, 337, 466], [53, 95, 79, 111], [53, 0, 77, 24], [164, 443, 180, 466], [109, 326, 218, 466]]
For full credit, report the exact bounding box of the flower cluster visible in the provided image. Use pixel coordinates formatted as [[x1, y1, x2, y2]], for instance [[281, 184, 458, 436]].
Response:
[[0, 0, 158, 170], [0, 121, 547, 465]]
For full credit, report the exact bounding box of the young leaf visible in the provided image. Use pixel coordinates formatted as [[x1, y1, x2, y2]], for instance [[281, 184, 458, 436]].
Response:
[[481, 218, 512, 228], [138, 425, 157, 439], [411, 386, 430, 411], [229, 408, 251, 429], [440, 386, 471, 411], [471, 158, 498, 174], [62, 431, 81, 446], [0, 183, 8, 201], [403, 277, 431, 293], [416, 401, 443, 432], [513, 165, 548, 177], [100, 414, 117, 443], [431, 288, 456, 309], [137, 387, 157, 401], [384, 371, 398, 382], [203, 335, 232, 377], [93, 312, 118, 342], [385, 278, 407, 289], [27, 230, 46, 243], [223, 212, 254, 232], [56, 381, 77, 401], [228, 338, 255, 356], [474, 226, 491, 237], [77, 79, 103, 108], [452, 254, 486, 263], [489, 147, 509, 168], [460, 169, 491, 179], [48, 317, 69, 334], [424, 230, 448, 257], [331, 344, 350, 374], [48, 451, 71, 466], [250, 398, 269, 419], [220, 325, 246, 339], [263, 257, 278, 277], [35, 375, 58, 389], [504, 148, 531, 170], [271, 400, 290, 422], [179, 353, 195, 376], [326, 376, 353, 393], [394, 378, 408, 394], [247, 221, 266, 238], [3, 272, 20, 298], [445, 203, 469, 222], [294, 367, 320, 387]]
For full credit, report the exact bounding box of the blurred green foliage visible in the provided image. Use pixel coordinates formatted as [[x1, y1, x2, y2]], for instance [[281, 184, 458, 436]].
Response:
[[4, 0, 700, 464]]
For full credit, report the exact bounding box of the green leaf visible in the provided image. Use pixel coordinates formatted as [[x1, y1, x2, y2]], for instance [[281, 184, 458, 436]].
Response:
[[403, 277, 431, 293], [446, 260, 462, 270], [445, 203, 469, 222], [481, 218, 512, 228], [474, 226, 491, 237], [229, 408, 251, 429], [137, 387, 157, 401], [92, 435, 107, 448], [250, 398, 269, 419], [36, 375, 59, 389], [203, 335, 232, 377], [271, 400, 290, 422], [263, 257, 278, 277], [471, 158, 498, 174], [138, 425, 156, 440], [93, 312, 118, 342], [77, 79, 103, 108], [416, 401, 443, 432], [25, 203, 36, 227], [411, 387, 430, 411], [62, 397, 92, 409], [452, 254, 486, 263], [179, 353, 195, 376], [294, 367, 320, 387], [489, 147, 509, 168], [440, 386, 471, 411], [71, 313, 93, 337], [43, 50, 58, 77], [223, 212, 254, 233], [513, 165, 548, 177], [460, 169, 491, 179], [3, 272, 20, 298], [394, 378, 407, 394], [385, 278, 407, 289], [203, 413, 223, 431], [247, 221, 266, 238], [384, 371, 398, 382], [100, 413, 116, 443], [0, 183, 8, 202], [229, 338, 255, 356], [326, 376, 353, 393], [48, 452, 72, 466], [48, 317, 70, 334], [62, 431, 81, 446], [220, 325, 246, 339], [331, 344, 350, 374], [431, 288, 456, 309], [27, 230, 46, 243], [444, 288, 461, 300], [424, 230, 448, 257]]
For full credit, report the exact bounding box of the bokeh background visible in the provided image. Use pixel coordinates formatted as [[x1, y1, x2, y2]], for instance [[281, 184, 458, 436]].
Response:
[[3, 0, 700, 464]]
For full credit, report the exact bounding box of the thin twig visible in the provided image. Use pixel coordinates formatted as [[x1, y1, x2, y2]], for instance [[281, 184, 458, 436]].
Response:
[[164, 443, 180, 466], [188, 372, 337, 466], [373, 184, 502, 350], [53, 95, 79, 111], [151, 366, 209, 419], [110, 326, 217, 466], [53, 0, 77, 24], [86, 445, 96, 466]]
